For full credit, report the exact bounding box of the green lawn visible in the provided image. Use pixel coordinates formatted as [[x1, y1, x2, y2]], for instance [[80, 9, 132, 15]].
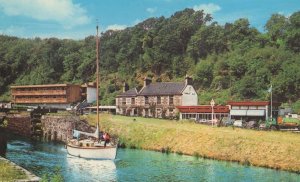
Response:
[[83, 114, 300, 173], [0, 160, 27, 182]]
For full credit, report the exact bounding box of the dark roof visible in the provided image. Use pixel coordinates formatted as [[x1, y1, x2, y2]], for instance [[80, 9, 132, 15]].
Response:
[[139, 82, 186, 96], [117, 88, 138, 97]]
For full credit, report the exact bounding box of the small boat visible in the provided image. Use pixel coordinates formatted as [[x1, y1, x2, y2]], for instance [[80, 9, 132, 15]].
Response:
[[67, 139, 117, 160], [66, 24, 118, 160]]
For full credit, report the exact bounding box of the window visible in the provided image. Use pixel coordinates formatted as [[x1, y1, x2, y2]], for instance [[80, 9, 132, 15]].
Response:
[[232, 106, 239, 110], [145, 96, 149, 104], [122, 98, 126, 105], [157, 96, 161, 104], [169, 96, 173, 105], [131, 98, 135, 104]]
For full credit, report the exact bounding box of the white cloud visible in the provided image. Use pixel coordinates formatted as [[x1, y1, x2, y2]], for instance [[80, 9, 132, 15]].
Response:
[[106, 24, 127, 31], [0, 0, 90, 29], [193, 3, 221, 15], [146, 7, 157, 14]]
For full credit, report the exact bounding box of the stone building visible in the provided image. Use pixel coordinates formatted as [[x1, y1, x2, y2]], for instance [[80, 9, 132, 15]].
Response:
[[116, 76, 198, 118]]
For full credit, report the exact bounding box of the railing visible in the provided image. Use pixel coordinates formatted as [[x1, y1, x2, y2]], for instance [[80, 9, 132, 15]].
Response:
[[14, 98, 68, 103], [12, 90, 67, 96]]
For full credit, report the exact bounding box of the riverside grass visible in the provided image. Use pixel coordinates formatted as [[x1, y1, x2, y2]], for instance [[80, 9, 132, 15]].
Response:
[[0, 160, 27, 181], [83, 114, 300, 173]]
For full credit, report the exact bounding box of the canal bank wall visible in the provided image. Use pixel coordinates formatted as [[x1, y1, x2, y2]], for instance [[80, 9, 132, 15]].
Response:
[[0, 156, 40, 182], [86, 114, 300, 173], [6, 114, 32, 137], [41, 115, 94, 142], [4, 113, 94, 142]]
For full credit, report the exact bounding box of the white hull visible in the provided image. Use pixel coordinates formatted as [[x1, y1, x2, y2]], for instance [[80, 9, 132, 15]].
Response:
[[67, 145, 117, 160]]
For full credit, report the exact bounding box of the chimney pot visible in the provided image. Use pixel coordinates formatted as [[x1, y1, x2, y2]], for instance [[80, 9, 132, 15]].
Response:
[[123, 82, 129, 92], [144, 77, 152, 87], [185, 75, 193, 85]]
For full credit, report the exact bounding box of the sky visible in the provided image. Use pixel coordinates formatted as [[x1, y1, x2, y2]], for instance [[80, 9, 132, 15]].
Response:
[[0, 0, 299, 40]]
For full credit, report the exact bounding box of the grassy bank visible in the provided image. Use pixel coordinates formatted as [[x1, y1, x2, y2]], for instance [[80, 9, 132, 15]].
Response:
[[0, 160, 27, 181], [83, 114, 300, 173]]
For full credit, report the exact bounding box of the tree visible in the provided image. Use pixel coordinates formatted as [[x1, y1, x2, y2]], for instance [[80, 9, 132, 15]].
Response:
[[194, 60, 214, 88], [265, 14, 288, 41], [286, 11, 300, 52]]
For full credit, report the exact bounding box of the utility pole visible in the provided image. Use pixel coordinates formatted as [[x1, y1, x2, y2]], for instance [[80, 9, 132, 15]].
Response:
[[270, 85, 272, 120], [210, 99, 215, 126]]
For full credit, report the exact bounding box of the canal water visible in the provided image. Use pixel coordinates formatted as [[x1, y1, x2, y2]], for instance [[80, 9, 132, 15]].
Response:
[[2, 133, 300, 182]]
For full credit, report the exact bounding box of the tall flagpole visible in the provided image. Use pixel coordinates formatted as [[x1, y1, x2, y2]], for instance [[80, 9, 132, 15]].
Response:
[[270, 84, 272, 120], [96, 22, 100, 130]]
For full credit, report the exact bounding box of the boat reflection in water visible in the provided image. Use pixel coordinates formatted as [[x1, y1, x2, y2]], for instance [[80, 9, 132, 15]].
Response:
[[66, 154, 117, 181]]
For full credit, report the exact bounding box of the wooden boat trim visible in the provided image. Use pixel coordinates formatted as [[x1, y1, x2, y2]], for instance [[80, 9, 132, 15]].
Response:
[[67, 144, 116, 149]]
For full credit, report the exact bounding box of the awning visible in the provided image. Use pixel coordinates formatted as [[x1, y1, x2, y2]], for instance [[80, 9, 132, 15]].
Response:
[[230, 109, 265, 116]]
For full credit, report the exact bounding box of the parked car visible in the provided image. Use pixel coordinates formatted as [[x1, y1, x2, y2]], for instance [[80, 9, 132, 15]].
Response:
[[245, 120, 258, 129], [198, 119, 207, 124], [233, 120, 244, 127], [223, 119, 234, 126]]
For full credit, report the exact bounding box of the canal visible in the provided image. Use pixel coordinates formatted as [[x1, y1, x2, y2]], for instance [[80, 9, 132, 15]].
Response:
[[1, 133, 300, 182]]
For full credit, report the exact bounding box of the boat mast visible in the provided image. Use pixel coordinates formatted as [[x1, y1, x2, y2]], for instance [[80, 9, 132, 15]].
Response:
[[96, 23, 100, 130], [270, 84, 272, 120]]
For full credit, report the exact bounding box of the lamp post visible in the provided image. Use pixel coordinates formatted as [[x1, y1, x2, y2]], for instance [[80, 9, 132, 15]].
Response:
[[210, 99, 215, 126]]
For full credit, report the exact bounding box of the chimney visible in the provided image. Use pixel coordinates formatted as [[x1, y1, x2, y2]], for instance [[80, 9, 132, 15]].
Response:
[[144, 77, 152, 87], [123, 82, 129, 92], [185, 75, 193, 85]]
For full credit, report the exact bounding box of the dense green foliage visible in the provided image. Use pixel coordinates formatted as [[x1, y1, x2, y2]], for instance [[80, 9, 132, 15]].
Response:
[[0, 9, 299, 110]]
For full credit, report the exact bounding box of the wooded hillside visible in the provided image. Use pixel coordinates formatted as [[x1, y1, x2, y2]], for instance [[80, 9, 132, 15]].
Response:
[[0, 9, 299, 111]]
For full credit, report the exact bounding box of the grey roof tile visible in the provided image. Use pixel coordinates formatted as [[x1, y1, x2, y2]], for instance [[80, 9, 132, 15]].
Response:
[[117, 88, 138, 97], [139, 82, 185, 96]]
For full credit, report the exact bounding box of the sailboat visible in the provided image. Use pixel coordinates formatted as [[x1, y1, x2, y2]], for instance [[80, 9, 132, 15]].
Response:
[[66, 25, 118, 160]]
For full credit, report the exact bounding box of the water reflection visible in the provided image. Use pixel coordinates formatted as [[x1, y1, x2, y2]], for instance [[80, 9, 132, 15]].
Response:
[[5, 134, 300, 182], [66, 155, 117, 182]]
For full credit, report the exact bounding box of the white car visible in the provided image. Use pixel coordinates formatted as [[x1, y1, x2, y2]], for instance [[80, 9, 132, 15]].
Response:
[[233, 120, 244, 127]]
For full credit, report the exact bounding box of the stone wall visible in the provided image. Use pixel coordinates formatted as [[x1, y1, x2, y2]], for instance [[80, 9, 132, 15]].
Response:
[[41, 115, 94, 142], [6, 114, 32, 137], [4, 113, 94, 143]]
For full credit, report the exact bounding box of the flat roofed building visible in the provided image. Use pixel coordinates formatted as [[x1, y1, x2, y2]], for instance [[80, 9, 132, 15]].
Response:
[[81, 82, 97, 104], [177, 105, 230, 121], [227, 101, 280, 121], [11, 84, 81, 109]]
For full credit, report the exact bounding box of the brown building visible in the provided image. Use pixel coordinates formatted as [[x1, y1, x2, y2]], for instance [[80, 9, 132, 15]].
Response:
[[11, 84, 82, 109]]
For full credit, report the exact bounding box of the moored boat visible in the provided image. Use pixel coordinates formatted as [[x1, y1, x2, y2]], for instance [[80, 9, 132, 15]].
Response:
[[66, 24, 118, 160], [67, 139, 117, 160]]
